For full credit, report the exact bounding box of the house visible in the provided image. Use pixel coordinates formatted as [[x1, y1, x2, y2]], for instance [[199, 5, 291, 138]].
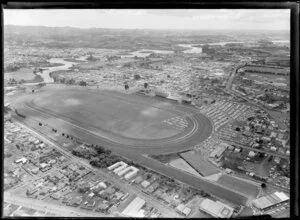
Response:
[[114, 191, 124, 200], [225, 168, 233, 174], [31, 167, 39, 174], [248, 151, 256, 157], [234, 148, 241, 153], [141, 180, 151, 188], [133, 176, 144, 184], [96, 203, 110, 212], [40, 163, 49, 169], [26, 187, 38, 195], [274, 157, 281, 164], [51, 192, 61, 200], [58, 156, 66, 162], [15, 157, 27, 164], [88, 192, 95, 198], [71, 197, 83, 206], [176, 204, 191, 216]]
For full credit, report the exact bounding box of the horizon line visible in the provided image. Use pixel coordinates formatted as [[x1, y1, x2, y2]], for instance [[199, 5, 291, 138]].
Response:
[[4, 24, 290, 32]]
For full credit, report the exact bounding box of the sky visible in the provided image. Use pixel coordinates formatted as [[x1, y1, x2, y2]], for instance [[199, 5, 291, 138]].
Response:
[[4, 9, 290, 30]]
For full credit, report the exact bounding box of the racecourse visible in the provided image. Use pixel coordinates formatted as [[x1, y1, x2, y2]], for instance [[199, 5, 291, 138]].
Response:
[[13, 85, 213, 153], [11, 85, 250, 205]]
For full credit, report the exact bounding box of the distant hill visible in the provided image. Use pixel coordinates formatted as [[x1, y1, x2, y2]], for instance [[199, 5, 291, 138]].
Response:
[[4, 25, 289, 50]]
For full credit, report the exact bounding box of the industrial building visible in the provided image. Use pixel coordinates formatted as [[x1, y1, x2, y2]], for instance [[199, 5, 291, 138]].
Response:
[[117, 166, 139, 178], [252, 191, 289, 210], [124, 167, 139, 180], [176, 204, 191, 216], [108, 161, 127, 170], [15, 157, 28, 164], [113, 163, 128, 174], [199, 198, 234, 218], [122, 196, 146, 217], [108, 161, 139, 180]]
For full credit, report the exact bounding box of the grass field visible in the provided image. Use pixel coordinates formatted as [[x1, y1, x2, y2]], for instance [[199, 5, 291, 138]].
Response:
[[31, 87, 183, 140], [169, 158, 202, 177], [5, 68, 36, 81], [216, 175, 259, 198], [180, 151, 220, 176]]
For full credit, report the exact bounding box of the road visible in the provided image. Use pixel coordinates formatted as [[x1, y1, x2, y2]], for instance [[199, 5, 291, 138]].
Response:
[[223, 140, 289, 160], [225, 64, 287, 130], [4, 191, 109, 217], [226, 63, 246, 90], [13, 120, 181, 218]]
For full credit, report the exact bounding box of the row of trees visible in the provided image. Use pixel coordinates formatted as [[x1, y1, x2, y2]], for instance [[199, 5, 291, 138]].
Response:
[[52, 75, 87, 86], [72, 143, 121, 168], [124, 81, 148, 91]]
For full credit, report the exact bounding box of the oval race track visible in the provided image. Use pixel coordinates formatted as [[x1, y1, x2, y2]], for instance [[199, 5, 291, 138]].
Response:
[[14, 87, 213, 154], [11, 86, 249, 206]]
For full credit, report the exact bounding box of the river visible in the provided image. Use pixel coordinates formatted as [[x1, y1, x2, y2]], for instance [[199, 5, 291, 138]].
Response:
[[32, 39, 289, 84], [178, 39, 289, 54], [121, 49, 174, 58], [36, 58, 78, 83]]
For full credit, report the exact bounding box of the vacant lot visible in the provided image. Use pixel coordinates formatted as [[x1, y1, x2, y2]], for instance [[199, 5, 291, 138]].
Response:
[[216, 175, 259, 199], [169, 158, 202, 177], [180, 151, 220, 176]]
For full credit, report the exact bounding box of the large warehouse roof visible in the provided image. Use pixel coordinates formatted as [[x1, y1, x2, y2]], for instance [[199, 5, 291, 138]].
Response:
[[199, 199, 234, 218]]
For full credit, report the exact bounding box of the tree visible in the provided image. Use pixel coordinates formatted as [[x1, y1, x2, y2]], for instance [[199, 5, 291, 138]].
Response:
[[124, 84, 129, 90], [134, 74, 141, 80], [8, 78, 17, 85], [144, 82, 148, 89], [37, 82, 46, 88], [261, 183, 266, 188], [79, 81, 87, 86], [67, 79, 75, 85], [60, 77, 66, 84], [87, 54, 95, 61]]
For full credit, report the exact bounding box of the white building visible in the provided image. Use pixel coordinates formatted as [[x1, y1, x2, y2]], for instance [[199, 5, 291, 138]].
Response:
[[116, 166, 139, 179], [113, 163, 128, 174], [15, 157, 27, 164], [199, 199, 234, 218], [125, 168, 139, 180], [122, 197, 146, 217], [108, 161, 127, 170]]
